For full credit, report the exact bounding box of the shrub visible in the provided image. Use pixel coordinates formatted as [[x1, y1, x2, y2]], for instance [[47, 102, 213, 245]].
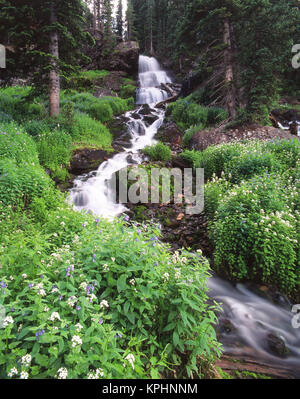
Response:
[[120, 84, 136, 99], [0, 159, 57, 208], [206, 107, 228, 125], [89, 102, 113, 123], [167, 99, 228, 130], [0, 215, 222, 379], [224, 150, 281, 184], [65, 70, 109, 90], [70, 112, 112, 149], [210, 174, 298, 295], [143, 142, 172, 162], [182, 125, 203, 148], [35, 130, 72, 181], [0, 122, 39, 164]]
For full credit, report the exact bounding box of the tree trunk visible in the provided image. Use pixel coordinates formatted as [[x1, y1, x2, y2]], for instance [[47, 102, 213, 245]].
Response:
[[49, 1, 60, 117], [223, 18, 236, 119]]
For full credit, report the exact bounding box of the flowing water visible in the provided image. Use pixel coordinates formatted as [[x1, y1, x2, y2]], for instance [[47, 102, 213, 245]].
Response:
[[69, 55, 170, 218], [69, 55, 300, 377]]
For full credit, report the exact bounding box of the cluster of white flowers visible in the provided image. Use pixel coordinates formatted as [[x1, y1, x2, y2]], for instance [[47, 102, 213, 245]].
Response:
[[87, 368, 104, 379], [100, 300, 109, 309], [163, 273, 169, 281], [20, 371, 29, 379], [8, 367, 18, 377], [35, 283, 44, 290], [71, 335, 82, 348], [56, 367, 68, 379], [49, 312, 61, 322], [9, 276, 14, 281], [21, 354, 32, 367], [174, 268, 181, 280], [102, 264, 109, 272], [129, 279, 135, 286], [22, 274, 27, 279], [44, 306, 50, 312], [80, 282, 88, 291], [37, 289, 46, 297], [3, 316, 14, 327], [67, 296, 77, 308], [125, 354, 135, 369], [51, 287, 59, 293], [75, 323, 83, 332]]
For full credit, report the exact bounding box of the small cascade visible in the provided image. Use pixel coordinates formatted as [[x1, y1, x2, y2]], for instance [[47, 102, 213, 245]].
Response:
[[68, 55, 172, 218]]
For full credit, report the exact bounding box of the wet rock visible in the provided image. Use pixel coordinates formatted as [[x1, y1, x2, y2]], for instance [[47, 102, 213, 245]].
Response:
[[219, 319, 237, 335], [143, 114, 159, 126], [126, 155, 138, 165], [138, 104, 156, 115], [69, 149, 115, 176], [267, 333, 290, 358]]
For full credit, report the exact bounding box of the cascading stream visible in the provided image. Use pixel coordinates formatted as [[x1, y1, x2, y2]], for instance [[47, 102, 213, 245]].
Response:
[[69, 55, 300, 376], [69, 55, 170, 218]]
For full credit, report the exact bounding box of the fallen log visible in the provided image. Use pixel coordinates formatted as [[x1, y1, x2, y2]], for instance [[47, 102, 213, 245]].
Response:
[[155, 94, 179, 108]]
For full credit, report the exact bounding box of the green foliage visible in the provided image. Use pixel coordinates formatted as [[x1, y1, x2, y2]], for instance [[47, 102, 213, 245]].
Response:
[[182, 125, 203, 148], [61, 92, 133, 122], [183, 138, 300, 296], [89, 102, 114, 123], [35, 130, 72, 181], [120, 84, 136, 99], [0, 206, 222, 379], [69, 113, 112, 149], [0, 122, 39, 164], [65, 70, 109, 90], [0, 159, 57, 208], [167, 99, 228, 130], [210, 173, 298, 295], [143, 142, 172, 162]]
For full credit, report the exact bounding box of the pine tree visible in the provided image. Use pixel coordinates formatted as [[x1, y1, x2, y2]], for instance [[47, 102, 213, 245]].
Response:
[[116, 0, 123, 40], [101, 0, 116, 55], [125, 0, 137, 41], [0, 0, 93, 116]]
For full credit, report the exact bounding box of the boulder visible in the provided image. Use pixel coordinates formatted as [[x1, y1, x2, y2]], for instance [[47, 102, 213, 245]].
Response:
[[69, 149, 115, 176], [143, 114, 159, 126], [109, 41, 140, 74], [267, 333, 290, 358], [156, 121, 183, 145]]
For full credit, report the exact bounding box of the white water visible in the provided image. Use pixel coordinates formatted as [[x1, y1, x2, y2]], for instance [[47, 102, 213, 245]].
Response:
[[209, 276, 300, 375], [69, 55, 171, 219]]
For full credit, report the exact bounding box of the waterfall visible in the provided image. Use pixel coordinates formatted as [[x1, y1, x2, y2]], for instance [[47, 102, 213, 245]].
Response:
[[136, 55, 171, 105], [68, 55, 172, 219]]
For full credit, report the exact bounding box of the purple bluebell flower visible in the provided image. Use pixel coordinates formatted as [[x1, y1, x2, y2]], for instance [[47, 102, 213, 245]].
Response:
[[99, 318, 103, 325], [76, 306, 81, 311]]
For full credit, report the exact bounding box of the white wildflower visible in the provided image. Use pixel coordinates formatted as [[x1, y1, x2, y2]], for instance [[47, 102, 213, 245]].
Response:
[[75, 323, 83, 332], [49, 312, 61, 322], [22, 274, 27, 279], [21, 354, 32, 367], [56, 367, 68, 379], [71, 335, 82, 348], [20, 371, 29, 379], [129, 279, 135, 286], [37, 289, 46, 297], [3, 316, 14, 327], [125, 353, 135, 369], [8, 367, 18, 377], [100, 300, 109, 309], [163, 273, 169, 281]]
